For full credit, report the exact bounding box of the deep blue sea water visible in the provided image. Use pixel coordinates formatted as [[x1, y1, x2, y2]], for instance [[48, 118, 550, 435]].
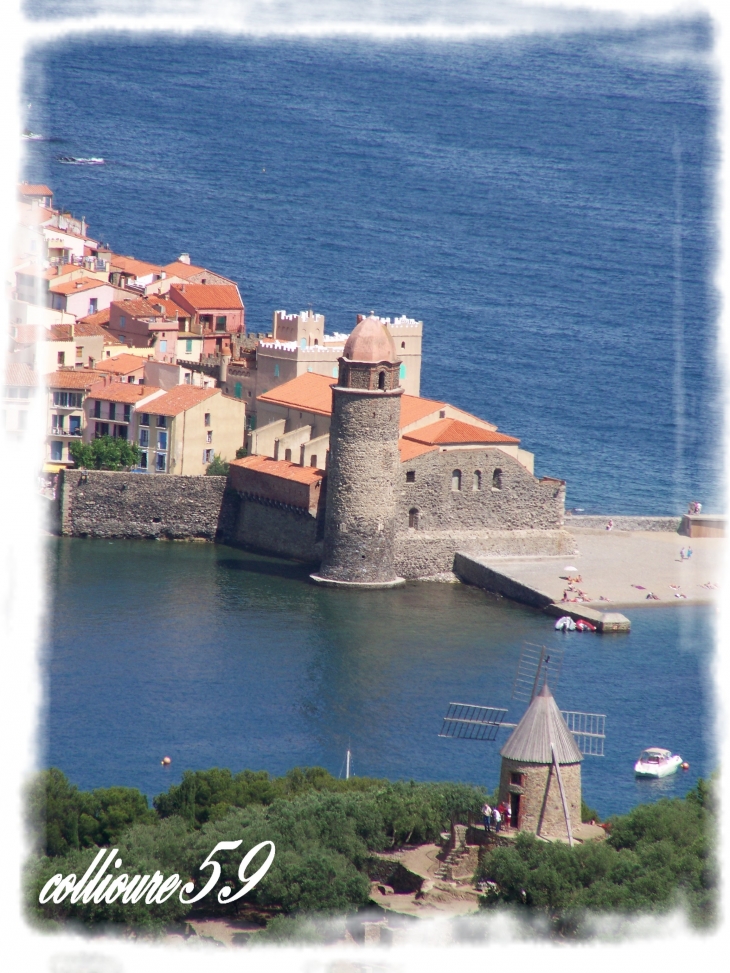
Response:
[[45, 539, 716, 819], [25, 23, 720, 818], [23, 23, 721, 514]]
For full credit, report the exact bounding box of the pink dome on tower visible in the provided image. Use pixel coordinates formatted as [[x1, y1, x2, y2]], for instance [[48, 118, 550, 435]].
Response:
[[343, 316, 398, 364]]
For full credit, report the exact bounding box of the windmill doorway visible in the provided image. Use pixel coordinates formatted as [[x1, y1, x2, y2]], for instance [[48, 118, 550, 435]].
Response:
[[510, 792, 521, 829]]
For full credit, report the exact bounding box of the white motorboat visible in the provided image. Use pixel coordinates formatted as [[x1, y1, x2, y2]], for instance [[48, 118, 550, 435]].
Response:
[[634, 747, 683, 778]]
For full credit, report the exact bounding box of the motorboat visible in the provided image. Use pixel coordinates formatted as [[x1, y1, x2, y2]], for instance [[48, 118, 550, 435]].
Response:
[[634, 747, 683, 778], [22, 130, 45, 140], [57, 156, 105, 165]]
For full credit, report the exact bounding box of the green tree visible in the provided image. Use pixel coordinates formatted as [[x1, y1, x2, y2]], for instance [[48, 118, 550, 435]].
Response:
[[205, 454, 230, 476], [68, 435, 140, 471], [235, 446, 247, 459]]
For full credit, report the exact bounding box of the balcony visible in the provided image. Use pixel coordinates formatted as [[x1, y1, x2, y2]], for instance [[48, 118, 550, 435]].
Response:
[[50, 427, 83, 437]]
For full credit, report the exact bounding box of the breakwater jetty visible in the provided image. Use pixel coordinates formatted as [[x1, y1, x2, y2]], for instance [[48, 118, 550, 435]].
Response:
[[454, 517, 723, 633]]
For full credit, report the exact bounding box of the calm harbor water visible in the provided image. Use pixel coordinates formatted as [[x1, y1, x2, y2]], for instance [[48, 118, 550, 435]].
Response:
[[24, 22, 720, 515], [44, 538, 716, 819], [26, 21, 720, 820]]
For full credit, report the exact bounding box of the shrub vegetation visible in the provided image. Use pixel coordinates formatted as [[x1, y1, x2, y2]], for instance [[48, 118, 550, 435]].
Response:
[[25, 766, 716, 936]]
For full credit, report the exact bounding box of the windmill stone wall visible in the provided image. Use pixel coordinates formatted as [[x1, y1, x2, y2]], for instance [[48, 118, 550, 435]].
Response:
[[499, 758, 582, 840]]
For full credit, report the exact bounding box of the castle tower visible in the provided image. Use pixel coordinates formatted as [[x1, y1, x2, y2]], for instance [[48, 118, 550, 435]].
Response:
[[310, 316, 405, 588], [498, 683, 583, 841]]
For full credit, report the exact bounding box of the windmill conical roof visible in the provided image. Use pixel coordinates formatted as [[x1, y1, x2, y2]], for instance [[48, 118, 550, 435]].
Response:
[[342, 316, 397, 364], [499, 682, 583, 765]]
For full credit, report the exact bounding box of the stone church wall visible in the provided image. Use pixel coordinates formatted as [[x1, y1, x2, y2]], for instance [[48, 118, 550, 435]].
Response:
[[397, 447, 565, 534]]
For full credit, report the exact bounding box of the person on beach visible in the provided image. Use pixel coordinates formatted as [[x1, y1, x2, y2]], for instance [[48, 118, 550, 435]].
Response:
[[687, 547, 693, 559], [482, 802, 492, 832], [606, 519, 614, 531], [680, 548, 686, 561]]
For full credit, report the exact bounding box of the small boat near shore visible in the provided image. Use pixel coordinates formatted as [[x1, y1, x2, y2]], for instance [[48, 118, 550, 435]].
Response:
[[634, 747, 683, 778], [22, 130, 45, 141], [57, 156, 105, 165]]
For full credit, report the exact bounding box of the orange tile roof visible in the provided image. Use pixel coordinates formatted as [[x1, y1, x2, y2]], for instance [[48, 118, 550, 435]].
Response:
[[398, 438, 438, 462], [49, 276, 108, 295], [258, 373, 448, 429], [88, 382, 163, 404], [76, 309, 114, 329], [403, 418, 520, 446], [163, 260, 206, 278], [19, 183, 53, 197], [399, 394, 446, 428], [95, 354, 148, 375], [111, 297, 172, 320], [49, 325, 75, 342], [73, 319, 121, 342], [170, 283, 243, 310], [145, 385, 220, 417], [146, 294, 187, 319], [11, 324, 45, 344], [47, 369, 103, 389], [110, 255, 163, 278], [258, 373, 336, 416], [231, 454, 325, 483], [5, 363, 38, 387]]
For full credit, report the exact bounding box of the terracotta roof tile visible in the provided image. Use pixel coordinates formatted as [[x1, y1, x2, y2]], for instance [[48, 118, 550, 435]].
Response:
[[258, 373, 336, 416], [47, 369, 103, 389], [399, 394, 446, 428], [5, 363, 38, 387], [398, 438, 438, 462], [95, 354, 148, 375], [88, 382, 163, 404], [170, 283, 243, 310], [110, 255, 163, 278], [230, 454, 325, 483], [76, 309, 114, 330], [49, 276, 108, 295], [162, 260, 206, 278], [49, 325, 75, 342], [19, 183, 53, 197], [145, 385, 220, 417], [402, 418, 520, 446], [111, 297, 172, 320], [11, 324, 45, 344]]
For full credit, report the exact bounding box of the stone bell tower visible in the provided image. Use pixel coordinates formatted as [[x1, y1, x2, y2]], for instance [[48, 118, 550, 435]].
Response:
[[310, 315, 405, 588]]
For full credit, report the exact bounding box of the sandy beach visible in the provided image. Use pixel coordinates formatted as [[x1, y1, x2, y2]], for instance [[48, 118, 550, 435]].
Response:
[[487, 529, 723, 608]]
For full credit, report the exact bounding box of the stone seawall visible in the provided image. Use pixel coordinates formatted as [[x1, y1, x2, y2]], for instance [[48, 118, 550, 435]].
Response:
[[396, 529, 576, 579], [233, 496, 322, 563], [57, 469, 238, 541], [566, 515, 681, 532]]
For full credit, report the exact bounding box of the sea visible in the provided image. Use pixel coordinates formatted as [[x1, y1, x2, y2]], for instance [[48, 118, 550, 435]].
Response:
[[23, 19, 720, 816]]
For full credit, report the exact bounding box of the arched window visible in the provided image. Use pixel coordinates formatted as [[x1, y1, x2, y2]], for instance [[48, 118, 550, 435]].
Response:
[[408, 508, 419, 529], [314, 338, 319, 345], [492, 468, 503, 491], [284, 448, 292, 462], [451, 469, 462, 492], [401, 341, 406, 349], [378, 371, 386, 390], [473, 470, 482, 491]]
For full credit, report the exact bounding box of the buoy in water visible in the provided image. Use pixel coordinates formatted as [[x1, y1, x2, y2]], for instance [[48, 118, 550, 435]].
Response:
[[161, 756, 172, 766], [681, 762, 690, 770]]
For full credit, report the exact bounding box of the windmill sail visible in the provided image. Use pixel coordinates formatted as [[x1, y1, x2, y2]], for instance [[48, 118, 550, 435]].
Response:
[[561, 710, 606, 756], [512, 642, 564, 702], [439, 703, 511, 741]]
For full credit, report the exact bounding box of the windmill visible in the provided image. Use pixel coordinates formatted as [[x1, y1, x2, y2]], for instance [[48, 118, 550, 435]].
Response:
[[439, 643, 606, 845]]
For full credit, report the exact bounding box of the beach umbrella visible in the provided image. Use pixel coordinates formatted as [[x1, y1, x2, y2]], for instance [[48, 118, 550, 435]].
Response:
[[564, 566, 578, 572]]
